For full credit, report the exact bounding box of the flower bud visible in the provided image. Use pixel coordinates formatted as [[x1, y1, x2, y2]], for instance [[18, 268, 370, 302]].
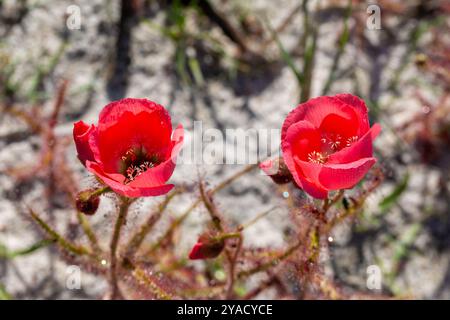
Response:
[[76, 189, 100, 215], [188, 233, 225, 260], [259, 157, 292, 184]]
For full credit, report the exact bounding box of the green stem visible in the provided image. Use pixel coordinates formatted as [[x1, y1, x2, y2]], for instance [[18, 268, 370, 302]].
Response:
[[147, 164, 258, 254], [308, 223, 320, 264], [108, 197, 130, 299], [88, 186, 111, 199], [237, 239, 302, 279], [199, 180, 223, 232], [321, 190, 345, 221], [76, 211, 101, 254], [218, 232, 242, 241], [29, 208, 92, 257], [321, 0, 352, 95], [226, 234, 243, 299], [125, 189, 178, 257], [239, 206, 277, 230], [0, 239, 55, 259], [132, 266, 173, 300]]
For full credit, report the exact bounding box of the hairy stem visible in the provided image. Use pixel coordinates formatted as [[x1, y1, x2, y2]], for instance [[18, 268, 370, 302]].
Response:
[[29, 208, 92, 257], [108, 197, 130, 299], [148, 164, 258, 254], [199, 180, 223, 232], [226, 234, 243, 299], [132, 266, 173, 300], [237, 239, 302, 279], [89, 186, 111, 198], [125, 189, 179, 257], [76, 211, 101, 254]]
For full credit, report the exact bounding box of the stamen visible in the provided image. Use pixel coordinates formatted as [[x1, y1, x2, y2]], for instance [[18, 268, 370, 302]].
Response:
[[121, 147, 159, 184], [346, 136, 358, 147], [307, 151, 327, 164], [329, 134, 341, 150], [321, 133, 342, 151], [121, 149, 136, 162]]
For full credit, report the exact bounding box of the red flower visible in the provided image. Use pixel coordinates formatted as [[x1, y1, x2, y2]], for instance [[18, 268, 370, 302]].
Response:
[[73, 98, 183, 198], [188, 242, 208, 260], [188, 234, 225, 260], [262, 94, 380, 199]]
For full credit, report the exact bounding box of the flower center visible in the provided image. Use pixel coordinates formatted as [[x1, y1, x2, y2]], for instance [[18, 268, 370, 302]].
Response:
[[345, 135, 358, 147], [307, 150, 328, 164], [321, 132, 343, 152], [307, 133, 359, 165], [120, 147, 160, 184]]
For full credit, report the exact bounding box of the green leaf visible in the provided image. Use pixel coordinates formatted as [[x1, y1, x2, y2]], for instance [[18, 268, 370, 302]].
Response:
[[321, 0, 352, 95], [188, 56, 205, 87], [379, 173, 409, 213], [264, 17, 303, 85], [29, 208, 92, 257], [0, 239, 55, 259], [393, 223, 421, 262]]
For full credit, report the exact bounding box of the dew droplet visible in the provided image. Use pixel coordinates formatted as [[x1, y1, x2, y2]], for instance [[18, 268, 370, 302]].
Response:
[[282, 191, 289, 198], [328, 236, 334, 243], [101, 259, 107, 266], [422, 106, 430, 114]]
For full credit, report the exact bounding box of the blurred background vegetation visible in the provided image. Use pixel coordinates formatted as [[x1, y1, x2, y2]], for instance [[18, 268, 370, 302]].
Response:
[[0, 0, 449, 299]]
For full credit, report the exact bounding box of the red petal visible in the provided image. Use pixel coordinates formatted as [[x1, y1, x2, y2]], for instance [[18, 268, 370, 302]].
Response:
[[189, 243, 206, 260], [294, 156, 322, 185], [334, 93, 370, 135], [319, 112, 359, 139], [87, 126, 102, 163], [281, 121, 328, 198], [259, 158, 276, 175], [319, 157, 376, 190], [282, 120, 321, 162], [96, 99, 173, 172], [171, 124, 184, 157], [129, 124, 184, 188], [73, 121, 96, 165], [281, 96, 357, 141], [327, 123, 381, 164], [292, 156, 328, 199], [98, 98, 170, 130], [86, 161, 174, 198], [293, 172, 328, 199]]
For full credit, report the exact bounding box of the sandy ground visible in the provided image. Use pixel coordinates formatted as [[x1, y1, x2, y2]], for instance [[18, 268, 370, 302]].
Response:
[[0, 0, 449, 299]]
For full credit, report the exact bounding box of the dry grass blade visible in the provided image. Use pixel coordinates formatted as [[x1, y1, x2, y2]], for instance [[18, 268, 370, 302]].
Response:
[[28, 208, 92, 257], [124, 189, 179, 257], [147, 164, 258, 254]]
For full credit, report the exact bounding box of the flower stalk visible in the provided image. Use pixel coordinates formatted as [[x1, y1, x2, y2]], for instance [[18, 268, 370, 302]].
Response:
[[76, 211, 101, 254], [108, 196, 131, 299]]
